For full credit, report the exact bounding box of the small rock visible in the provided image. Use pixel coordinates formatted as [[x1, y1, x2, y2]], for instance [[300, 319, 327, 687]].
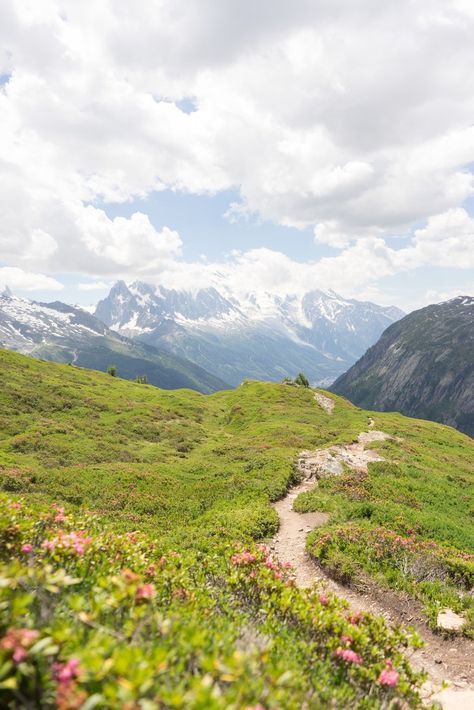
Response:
[[434, 658, 443, 664], [437, 609, 466, 632]]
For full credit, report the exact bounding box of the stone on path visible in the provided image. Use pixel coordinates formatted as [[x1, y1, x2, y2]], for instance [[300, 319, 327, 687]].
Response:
[[433, 688, 474, 710], [437, 609, 466, 632]]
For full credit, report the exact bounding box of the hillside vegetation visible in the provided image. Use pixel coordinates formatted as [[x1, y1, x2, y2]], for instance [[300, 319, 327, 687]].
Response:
[[0, 349, 473, 707]]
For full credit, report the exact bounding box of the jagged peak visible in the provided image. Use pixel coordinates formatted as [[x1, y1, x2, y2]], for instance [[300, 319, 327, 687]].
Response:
[[0, 285, 13, 299]]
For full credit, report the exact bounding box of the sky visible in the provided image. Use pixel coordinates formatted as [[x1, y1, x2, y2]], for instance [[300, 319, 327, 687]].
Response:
[[1, 1, 474, 312]]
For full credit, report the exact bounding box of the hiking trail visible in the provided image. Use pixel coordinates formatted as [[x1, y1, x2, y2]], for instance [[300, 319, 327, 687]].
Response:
[[271, 397, 474, 708]]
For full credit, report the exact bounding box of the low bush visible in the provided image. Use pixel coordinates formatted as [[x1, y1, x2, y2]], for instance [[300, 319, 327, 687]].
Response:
[[0, 496, 426, 709]]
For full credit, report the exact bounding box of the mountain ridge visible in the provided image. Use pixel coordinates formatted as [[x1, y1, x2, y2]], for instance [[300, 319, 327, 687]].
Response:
[[331, 295, 474, 437], [0, 288, 228, 393], [95, 280, 404, 386]]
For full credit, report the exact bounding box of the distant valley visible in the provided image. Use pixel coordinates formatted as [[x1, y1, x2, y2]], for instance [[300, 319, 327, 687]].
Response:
[[0, 287, 228, 393]]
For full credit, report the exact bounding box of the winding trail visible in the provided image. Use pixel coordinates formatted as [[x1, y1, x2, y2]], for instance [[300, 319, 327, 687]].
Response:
[[271, 394, 474, 708]]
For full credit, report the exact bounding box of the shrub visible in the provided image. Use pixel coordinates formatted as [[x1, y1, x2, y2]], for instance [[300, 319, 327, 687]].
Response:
[[0, 495, 426, 708]]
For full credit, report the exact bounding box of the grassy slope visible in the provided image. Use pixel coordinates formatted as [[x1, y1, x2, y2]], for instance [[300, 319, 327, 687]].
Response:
[[0, 349, 473, 706]]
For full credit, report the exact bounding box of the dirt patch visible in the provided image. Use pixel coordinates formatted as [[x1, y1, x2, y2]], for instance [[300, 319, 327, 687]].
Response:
[[313, 391, 335, 414], [271, 430, 474, 707], [298, 430, 390, 479]]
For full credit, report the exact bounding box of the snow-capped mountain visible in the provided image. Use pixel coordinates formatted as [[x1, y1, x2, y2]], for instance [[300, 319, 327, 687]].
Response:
[[0, 287, 228, 393], [95, 280, 404, 386]]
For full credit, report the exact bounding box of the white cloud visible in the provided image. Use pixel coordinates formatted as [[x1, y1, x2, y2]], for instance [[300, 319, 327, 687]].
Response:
[[0, 0, 474, 296], [0, 266, 63, 292], [78, 281, 110, 291]]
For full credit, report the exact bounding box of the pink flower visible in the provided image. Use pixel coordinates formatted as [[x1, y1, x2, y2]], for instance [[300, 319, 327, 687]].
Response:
[[319, 594, 329, 606], [349, 611, 362, 625], [135, 584, 156, 600], [10, 502, 21, 510], [378, 659, 399, 687], [378, 668, 399, 687], [341, 634, 353, 645], [54, 657, 80, 683], [21, 543, 33, 553], [12, 646, 27, 663], [41, 539, 57, 551], [231, 551, 257, 566], [1, 628, 39, 664], [334, 648, 363, 664]]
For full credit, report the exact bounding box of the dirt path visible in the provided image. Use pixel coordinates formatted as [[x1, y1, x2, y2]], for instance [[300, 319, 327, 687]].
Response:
[[271, 430, 474, 708], [313, 391, 335, 415]]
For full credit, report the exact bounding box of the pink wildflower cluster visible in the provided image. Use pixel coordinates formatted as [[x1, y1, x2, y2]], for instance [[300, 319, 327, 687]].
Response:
[[41, 530, 92, 555], [53, 658, 85, 710], [349, 611, 363, 625], [21, 543, 33, 553], [52, 505, 67, 523], [231, 551, 257, 566], [378, 659, 399, 687], [54, 657, 80, 683], [135, 583, 156, 600], [0, 627, 39, 663], [334, 647, 363, 664]]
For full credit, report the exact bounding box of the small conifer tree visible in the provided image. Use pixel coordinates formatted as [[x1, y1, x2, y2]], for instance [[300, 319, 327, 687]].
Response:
[[294, 372, 310, 387]]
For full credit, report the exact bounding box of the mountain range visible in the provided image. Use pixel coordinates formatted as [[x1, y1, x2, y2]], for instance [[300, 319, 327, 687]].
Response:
[[0, 287, 228, 393], [331, 296, 474, 437], [95, 280, 403, 386]]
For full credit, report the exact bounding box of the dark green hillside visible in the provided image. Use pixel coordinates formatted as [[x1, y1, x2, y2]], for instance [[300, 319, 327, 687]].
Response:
[[0, 294, 228, 393], [331, 296, 474, 436], [0, 349, 473, 707], [35, 331, 230, 394]]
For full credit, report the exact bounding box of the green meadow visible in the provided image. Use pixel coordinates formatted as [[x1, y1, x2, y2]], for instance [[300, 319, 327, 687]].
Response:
[[0, 348, 473, 707]]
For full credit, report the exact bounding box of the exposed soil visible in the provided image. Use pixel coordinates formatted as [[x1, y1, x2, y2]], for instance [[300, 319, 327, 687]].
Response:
[[314, 391, 335, 415], [271, 429, 474, 708]]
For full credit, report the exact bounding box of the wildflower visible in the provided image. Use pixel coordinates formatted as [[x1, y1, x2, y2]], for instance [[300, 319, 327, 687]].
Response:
[[319, 594, 329, 606], [54, 657, 80, 683], [122, 568, 140, 583], [334, 647, 363, 664], [136, 583, 156, 600], [54, 658, 84, 710], [10, 502, 22, 510], [0, 628, 39, 664], [231, 551, 257, 566], [41, 539, 57, 551], [349, 611, 362, 625], [341, 634, 353, 645], [264, 555, 277, 570], [21, 543, 33, 553], [378, 659, 399, 687]]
